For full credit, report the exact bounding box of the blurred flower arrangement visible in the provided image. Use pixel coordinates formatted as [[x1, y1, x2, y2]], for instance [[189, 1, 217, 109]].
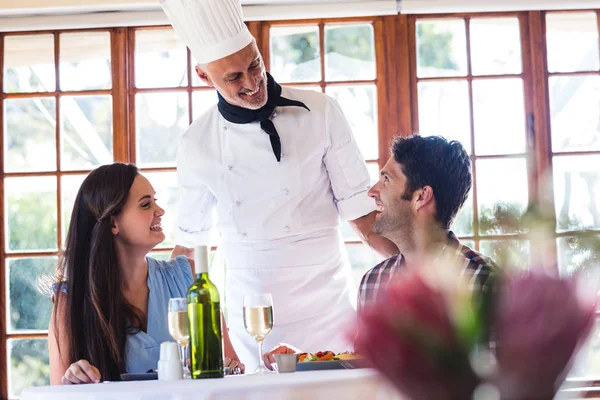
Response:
[[354, 207, 599, 400]]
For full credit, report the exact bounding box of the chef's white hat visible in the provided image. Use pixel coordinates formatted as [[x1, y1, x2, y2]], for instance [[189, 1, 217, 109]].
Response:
[[160, 0, 254, 64]]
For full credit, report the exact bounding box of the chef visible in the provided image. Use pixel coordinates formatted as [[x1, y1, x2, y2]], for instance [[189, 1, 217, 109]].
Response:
[[160, 0, 397, 370]]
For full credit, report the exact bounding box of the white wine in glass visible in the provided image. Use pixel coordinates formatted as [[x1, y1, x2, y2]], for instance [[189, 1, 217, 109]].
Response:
[[243, 305, 273, 342], [243, 293, 274, 374], [168, 298, 191, 378], [168, 309, 190, 346]]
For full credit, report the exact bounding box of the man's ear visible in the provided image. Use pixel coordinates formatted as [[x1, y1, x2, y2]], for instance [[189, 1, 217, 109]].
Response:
[[195, 65, 213, 87], [414, 186, 434, 212], [111, 216, 119, 236]]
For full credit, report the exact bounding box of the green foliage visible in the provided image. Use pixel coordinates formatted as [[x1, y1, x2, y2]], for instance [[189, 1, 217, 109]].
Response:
[[417, 24, 459, 71], [9, 339, 50, 398], [7, 192, 57, 251], [325, 25, 374, 63], [272, 31, 319, 67], [9, 257, 55, 331]]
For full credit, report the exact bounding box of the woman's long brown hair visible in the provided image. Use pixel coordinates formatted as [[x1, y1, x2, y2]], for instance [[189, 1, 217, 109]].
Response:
[[53, 163, 146, 381]]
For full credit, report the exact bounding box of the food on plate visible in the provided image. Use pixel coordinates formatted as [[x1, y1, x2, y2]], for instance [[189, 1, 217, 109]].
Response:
[[297, 351, 361, 362], [334, 352, 361, 361]]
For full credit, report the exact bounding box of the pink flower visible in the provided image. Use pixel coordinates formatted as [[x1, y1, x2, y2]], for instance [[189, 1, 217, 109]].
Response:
[[494, 273, 596, 400], [354, 271, 479, 400]]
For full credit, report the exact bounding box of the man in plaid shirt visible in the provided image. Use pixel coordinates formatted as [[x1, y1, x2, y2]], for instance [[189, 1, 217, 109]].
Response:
[[264, 135, 496, 366], [358, 134, 497, 312]]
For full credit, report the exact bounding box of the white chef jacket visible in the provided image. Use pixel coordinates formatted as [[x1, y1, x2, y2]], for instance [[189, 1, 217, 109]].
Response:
[[176, 86, 375, 369]]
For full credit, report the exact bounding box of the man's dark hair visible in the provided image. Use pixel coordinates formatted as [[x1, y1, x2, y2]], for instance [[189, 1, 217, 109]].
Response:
[[392, 134, 472, 229]]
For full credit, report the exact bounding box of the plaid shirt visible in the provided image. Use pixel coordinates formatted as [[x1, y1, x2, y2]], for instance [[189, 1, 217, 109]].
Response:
[[358, 231, 497, 311]]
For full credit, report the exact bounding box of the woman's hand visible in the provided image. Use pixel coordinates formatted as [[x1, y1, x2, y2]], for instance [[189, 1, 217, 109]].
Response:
[[61, 360, 101, 384], [224, 357, 245, 375]]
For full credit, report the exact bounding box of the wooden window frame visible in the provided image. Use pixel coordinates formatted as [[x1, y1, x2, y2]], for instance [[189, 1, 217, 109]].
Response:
[[1, 10, 600, 398]]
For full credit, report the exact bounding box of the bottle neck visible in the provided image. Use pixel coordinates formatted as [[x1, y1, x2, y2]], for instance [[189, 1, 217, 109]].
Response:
[[195, 272, 209, 280]]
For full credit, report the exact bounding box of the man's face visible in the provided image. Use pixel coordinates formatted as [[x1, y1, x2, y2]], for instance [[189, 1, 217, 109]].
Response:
[[368, 157, 415, 239], [197, 40, 268, 110]]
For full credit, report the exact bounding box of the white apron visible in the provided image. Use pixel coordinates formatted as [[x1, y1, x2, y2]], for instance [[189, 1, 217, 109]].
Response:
[[175, 87, 376, 370], [223, 227, 357, 371]]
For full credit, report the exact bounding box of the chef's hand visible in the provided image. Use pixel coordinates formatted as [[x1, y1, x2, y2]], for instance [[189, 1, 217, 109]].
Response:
[[224, 357, 245, 375], [264, 343, 301, 371], [61, 360, 101, 385]]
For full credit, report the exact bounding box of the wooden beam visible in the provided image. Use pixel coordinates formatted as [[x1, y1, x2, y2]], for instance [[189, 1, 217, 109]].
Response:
[[0, 29, 8, 400], [375, 16, 396, 168], [112, 27, 130, 162], [127, 28, 137, 163], [396, 14, 414, 137]]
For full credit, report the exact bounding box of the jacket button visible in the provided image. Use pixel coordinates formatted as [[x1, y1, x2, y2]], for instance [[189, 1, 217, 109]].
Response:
[[283, 188, 289, 195], [284, 226, 290, 232], [235, 201, 241, 206]]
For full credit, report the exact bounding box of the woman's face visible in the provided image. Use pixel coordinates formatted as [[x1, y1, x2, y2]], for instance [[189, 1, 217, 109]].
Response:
[[111, 174, 165, 250]]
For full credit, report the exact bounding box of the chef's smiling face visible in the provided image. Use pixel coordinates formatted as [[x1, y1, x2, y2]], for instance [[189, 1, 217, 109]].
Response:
[[195, 40, 268, 110]]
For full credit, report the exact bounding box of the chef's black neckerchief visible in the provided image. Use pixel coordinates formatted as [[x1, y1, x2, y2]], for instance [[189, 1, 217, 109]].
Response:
[[217, 72, 310, 162]]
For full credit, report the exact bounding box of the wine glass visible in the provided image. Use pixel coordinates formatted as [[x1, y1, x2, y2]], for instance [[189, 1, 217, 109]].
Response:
[[243, 293, 274, 374], [168, 297, 190, 378]]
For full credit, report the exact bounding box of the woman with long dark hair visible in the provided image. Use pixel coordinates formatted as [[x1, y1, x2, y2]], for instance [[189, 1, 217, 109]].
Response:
[[49, 163, 242, 384]]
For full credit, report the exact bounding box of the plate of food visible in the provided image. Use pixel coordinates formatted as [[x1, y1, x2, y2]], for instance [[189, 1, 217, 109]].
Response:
[[295, 351, 368, 372]]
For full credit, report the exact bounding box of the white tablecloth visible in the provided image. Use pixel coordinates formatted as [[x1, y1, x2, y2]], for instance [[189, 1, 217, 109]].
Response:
[[21, 369, 403, 400]]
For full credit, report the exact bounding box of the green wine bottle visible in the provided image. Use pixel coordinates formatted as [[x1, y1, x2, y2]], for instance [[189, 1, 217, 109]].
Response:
[[187, 246, 224, 379]]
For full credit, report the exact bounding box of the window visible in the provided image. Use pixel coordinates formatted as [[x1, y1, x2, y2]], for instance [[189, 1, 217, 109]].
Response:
[[413, 15, 531, 268], [2, 10, 600, 398], [266, 21, 385, 284], [2, 30, 114, 398], [544, 11, 600, 378]]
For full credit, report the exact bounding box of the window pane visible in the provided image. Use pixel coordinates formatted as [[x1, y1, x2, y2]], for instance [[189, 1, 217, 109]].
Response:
[[8, 257, 56, 332], [451, 191, 474, 236], [326, 84, 378, 160], [570, 317, 600, 378], [346, 244, 384, 287], [144, 171, 178, 248], [270, 25, 320, 83], [285, 85, 322, 92], [416, 19, 467, 78], [61, 95, 113, 171], [4, 97, 56, 173], [324, 23, 376, 81], [557, 236, 600, 276], [549, 75, 600, 153], [553, 155, 600, 232], [480, 240, 530, 271], [366, 162, 379, 185], [8, 338, 50, 399], [418, 80, 471, 153], [59, 32, 111, 91], [4, 34, 55, 93], [135, 28, 188, 88], [136, 92, 189, 168], [477, 158, 528, 235], [470, 18, 522, 76], [191, 55, 208, 87], [546, 12, 599, 73], [5, 176, 57, 252], [192, 90, 218, 120], [340, 164, 379, 242], [61, 174, 87, 248], [472, 78, 526, 156]]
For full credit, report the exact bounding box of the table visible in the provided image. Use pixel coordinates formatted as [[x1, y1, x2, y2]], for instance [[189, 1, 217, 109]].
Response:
[[21, 369, 404, 400]]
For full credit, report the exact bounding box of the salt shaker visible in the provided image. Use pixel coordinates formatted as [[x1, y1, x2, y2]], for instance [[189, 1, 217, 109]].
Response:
[[158, 342, 183, 381]]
